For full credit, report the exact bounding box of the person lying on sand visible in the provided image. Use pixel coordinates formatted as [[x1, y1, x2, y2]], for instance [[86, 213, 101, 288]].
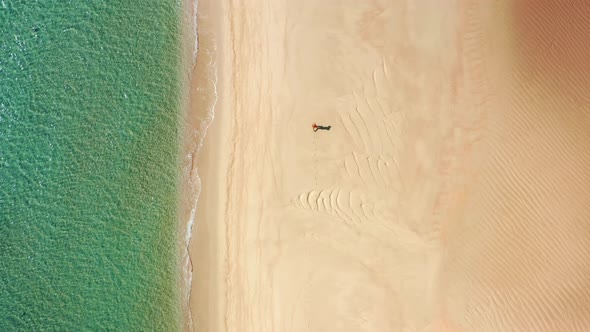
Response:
[[312, 123, 331, 132]]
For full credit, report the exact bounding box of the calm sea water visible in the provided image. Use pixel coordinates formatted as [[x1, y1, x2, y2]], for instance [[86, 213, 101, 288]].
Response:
[[0, 1, 184, 330]]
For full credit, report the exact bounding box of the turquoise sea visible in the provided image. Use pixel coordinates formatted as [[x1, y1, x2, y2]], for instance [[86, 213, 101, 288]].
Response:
[[1, 1, 185, 330]]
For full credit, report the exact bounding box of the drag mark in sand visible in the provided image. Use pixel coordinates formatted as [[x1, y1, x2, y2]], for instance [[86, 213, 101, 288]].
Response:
[[343, 153, 400, 190], [312, 129, 318, 190], [295, 188, 374, 226]]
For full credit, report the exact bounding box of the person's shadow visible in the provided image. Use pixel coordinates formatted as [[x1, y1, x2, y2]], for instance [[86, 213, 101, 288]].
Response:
[[313, 125, 331, 132]]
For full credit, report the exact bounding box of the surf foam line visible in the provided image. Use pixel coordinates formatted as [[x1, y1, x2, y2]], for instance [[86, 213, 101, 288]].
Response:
[[181, 0, 219, 329]]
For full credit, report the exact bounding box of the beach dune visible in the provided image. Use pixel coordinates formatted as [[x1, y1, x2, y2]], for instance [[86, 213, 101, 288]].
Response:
[[189, 0, 590, 330]]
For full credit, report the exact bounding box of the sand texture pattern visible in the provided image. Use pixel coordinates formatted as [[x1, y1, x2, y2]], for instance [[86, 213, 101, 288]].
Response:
[[189, 0, 590, 331]]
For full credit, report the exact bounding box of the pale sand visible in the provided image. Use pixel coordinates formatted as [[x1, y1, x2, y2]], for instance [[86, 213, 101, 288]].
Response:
[[188, 0, 590, 331]]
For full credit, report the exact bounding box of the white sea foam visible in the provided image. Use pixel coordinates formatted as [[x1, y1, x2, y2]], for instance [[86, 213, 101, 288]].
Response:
[[181, 0, 218, 329], [192, 0, 199, 65]]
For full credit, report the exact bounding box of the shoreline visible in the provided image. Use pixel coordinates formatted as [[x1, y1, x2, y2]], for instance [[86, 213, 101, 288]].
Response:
[[182, 0, 228, 330], [178, 0, 199, 328]]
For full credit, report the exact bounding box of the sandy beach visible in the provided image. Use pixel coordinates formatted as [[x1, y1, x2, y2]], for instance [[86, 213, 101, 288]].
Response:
[[187, 0, 590, 331]]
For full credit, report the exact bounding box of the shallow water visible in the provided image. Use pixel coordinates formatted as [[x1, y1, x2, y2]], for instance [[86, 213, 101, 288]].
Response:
[[0, 1, 184, 330]]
